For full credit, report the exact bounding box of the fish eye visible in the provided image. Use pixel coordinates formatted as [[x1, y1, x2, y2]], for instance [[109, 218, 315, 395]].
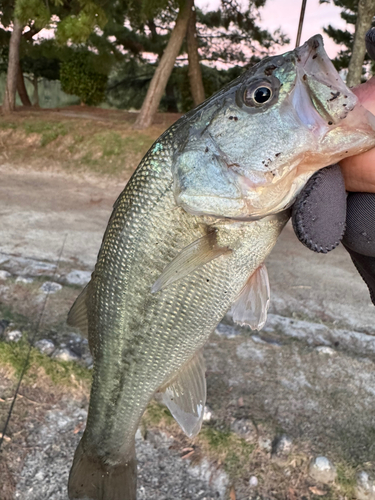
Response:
[[244, 84, 273, 107]]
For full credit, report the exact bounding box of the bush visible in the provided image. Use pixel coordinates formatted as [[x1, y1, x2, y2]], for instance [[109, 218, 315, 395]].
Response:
[[60, 51, 107, 106]]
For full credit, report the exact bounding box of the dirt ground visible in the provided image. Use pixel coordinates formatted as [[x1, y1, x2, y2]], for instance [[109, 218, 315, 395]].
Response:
[[1, 108, 375, 500]]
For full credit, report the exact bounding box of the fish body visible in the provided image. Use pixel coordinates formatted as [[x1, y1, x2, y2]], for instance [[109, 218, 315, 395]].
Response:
[[68, 36, 375, 500]]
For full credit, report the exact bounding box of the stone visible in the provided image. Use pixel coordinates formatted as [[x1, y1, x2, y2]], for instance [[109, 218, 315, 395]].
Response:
[[189, 458, 229, 498], [231, 419, 256, 441], [252, 335, 282, 347], [67, 334, 84, 357], [355, 471, 375, 500], [236, 342, 265, 361], [0, 319, 10, 338], [309, 456, 337, 484], [6, 329, 22, 342], [203, 406, 212, 422], [135, 428, 144, 441], [315, 346, 336, 355], [83, 355, 93, 368], [34, 339, 55, 356], [272, 434, 293, 457], [214, 323, 238, 339], [16, 276, 34, 284], [53, 348, 80, 362], [40, 281, 62, 294], [22, 259, 56, 276], [249, 476, 258, 487], [0, 270, 11, 280], [65, 270, 91, 286], [258, 437, 272, 453]]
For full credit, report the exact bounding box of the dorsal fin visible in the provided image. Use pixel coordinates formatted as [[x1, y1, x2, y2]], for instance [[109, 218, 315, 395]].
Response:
[[231, 264, 270, 331], [159, 351, 206, 438], [151, 230, 231, 293], [67, 284, 89, 337]]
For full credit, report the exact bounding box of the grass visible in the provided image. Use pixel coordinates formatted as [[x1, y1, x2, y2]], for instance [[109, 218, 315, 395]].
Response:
[[199, 425, 255, 477], [335, 463, 357, 496], [142, 401, 255, 480], [0, 339, 91, 388], [23, 121, 68, 146], [0, 303, 29, 328], [0, 108, 175, 179]]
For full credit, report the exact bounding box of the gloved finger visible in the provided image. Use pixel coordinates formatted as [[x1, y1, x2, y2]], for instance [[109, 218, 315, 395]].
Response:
[[292, 164, 347, 253], [343, 193, 375, 257], [342, 193, 375, 305], [345, 249, 375, 306]]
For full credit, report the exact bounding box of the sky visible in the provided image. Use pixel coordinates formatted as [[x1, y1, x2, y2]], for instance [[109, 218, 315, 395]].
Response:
[[195, 0, 349, 59]]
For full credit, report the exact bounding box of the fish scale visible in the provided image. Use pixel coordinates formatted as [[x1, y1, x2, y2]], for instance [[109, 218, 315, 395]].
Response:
[[80, 130, 287, 463], [68, 35, 375, 500]]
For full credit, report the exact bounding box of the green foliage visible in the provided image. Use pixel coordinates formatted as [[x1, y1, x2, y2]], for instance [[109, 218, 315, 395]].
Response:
[[60, 50, 108, 105], [56, 2, 108, 44], [172, 64, 244, 112], [21, 40, 61, 81], [15, 0, 50, 28], [107, 58, 245, 112]]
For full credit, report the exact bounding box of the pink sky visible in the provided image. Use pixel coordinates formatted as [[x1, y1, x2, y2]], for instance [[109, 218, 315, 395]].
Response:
[[195, 0, 349, 58]]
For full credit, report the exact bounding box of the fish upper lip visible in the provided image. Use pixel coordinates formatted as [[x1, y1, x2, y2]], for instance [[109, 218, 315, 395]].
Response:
[[295, 34, 323, 67]]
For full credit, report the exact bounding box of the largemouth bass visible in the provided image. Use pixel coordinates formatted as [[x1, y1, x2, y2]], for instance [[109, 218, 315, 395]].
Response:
[[68, 35, 375, 500]]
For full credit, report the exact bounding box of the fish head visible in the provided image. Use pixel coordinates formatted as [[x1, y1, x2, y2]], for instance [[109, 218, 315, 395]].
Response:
[[173, 35, 375, 219]]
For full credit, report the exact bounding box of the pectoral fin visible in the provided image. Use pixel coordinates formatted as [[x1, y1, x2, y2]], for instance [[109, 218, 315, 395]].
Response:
[[67, 284, 89, 337], [159, 351, 206, 438], [151, 231, 231, 293], [231, 264, 270, 331]]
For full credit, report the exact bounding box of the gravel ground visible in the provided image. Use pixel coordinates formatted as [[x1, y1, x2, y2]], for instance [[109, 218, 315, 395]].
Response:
[[1, 166, 375, 499], [14, 402, 226, 500]]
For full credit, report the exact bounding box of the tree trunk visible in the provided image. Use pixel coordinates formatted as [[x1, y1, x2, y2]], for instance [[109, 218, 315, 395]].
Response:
[[32, 76, 39, 107], [3, 18, 23, 114], [187, 5, 205, 107], [347, 0, 375, 87], [133, 0, 194, 130], [17, 63, 32, 107]]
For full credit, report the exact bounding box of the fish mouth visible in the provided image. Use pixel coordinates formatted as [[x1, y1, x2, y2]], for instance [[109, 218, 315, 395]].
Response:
[[292, 35, 353, 130], [236, 36, 375, 219]]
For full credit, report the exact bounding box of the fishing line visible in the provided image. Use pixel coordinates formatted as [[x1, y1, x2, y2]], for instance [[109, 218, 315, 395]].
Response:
[[295, 0, 307, 48], [0, 234, 68, 451]]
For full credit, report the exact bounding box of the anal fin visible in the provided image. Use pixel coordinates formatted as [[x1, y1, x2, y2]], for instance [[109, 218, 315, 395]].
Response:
[[159, 351, 206, 438], [151, 230, 231, 293], [231, 264, 270, 331], [67, 284, 89, 338]]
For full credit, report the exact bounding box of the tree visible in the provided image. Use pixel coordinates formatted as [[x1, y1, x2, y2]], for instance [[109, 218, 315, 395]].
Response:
[[195, 0, 287, 67], [2, 16, 22, 113], [322, 0, 375, 84], [21, 39, 60, 106], [347, 0, 375, 86], [187, 4, 205, 107], [60, 49, 108, 106], [1, 0, 108, 113], [132, 0, 287, 128], [133, 0, 194, 129]]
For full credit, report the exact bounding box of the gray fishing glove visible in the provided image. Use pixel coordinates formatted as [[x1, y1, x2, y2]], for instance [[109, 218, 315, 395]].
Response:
[[292, 164, 375, 305]]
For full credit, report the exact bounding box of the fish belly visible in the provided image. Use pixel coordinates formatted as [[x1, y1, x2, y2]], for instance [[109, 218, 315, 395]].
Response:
[[80, 146, 288, 464]]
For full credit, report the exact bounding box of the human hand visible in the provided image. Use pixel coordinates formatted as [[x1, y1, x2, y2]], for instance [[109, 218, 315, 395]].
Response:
[[292, 28, 375, 305], [340, 75, 375, 192], [340, 27, 375, 192]]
